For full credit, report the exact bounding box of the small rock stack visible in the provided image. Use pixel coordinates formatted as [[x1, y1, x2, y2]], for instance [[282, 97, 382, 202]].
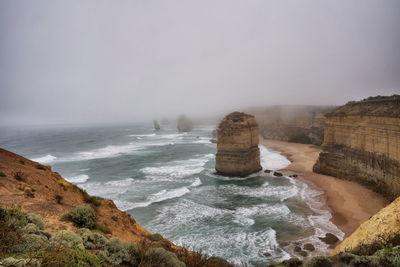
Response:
[[215, 112, 262, 177]]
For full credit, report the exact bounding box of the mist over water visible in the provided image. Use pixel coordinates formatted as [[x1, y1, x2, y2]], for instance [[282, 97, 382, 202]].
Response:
[[1, 0, 400, 126], [0, 123, 344, 266]]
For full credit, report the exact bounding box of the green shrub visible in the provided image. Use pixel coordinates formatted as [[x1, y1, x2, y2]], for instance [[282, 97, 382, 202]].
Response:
[[25, 189, 35, 198], [0, 171, 6, 177], [147, 233, 165, 242], [13, 171, 27, 182], [97, 237, 139, 266], [0, 257, 41, 267], [27, 213, 45, 230], [50, 230, 84, 250], [202, 256, 232, 267], [19, 160, 25, 165], [280, 257, 302, 267], [15, 233, 49, 253], [41, 247, 103, 267], [61, 206, 97, 229], [95, 223, 112, 234], [83, 195, 102, 207], [36, 164, 46, 170], [55, 194, 63, 204], [140, 247, 186, 267], [77, 228, 108, 250], [303, 256, 332, 267]]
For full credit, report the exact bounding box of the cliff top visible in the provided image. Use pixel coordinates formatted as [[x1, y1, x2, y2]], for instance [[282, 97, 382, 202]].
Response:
[[0, 148, 149, 242], [326, 94, 400, 118], [223, 111, 255, 122]]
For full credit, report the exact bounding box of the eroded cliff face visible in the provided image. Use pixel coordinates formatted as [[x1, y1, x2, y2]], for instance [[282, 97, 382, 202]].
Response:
[[215, 112, 262, 177], [313, 95, 400, 199], [331, 196, 400, 256], [248, 105, 335, 145]]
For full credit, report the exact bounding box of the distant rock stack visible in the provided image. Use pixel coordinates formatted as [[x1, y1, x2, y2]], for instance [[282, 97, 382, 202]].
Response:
[[177, 115, 193, 132], [153, 120, 161, 131], [215, 112, 262, 177]]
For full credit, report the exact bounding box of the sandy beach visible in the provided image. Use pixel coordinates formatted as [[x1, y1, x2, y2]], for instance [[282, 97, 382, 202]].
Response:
[[261, 139, 389, 237]]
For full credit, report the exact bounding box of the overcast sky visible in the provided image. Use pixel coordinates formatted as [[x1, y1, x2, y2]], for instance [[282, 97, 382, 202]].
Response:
[[0, 0, 399, 125]]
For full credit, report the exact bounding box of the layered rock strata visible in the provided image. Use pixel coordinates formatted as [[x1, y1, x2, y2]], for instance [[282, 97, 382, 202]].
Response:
[[313, 95, 400, 199], [248, 105, 335, 145], [215, 112, 262, 177]]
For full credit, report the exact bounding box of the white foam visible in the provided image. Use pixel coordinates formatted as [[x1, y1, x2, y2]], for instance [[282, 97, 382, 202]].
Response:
[[118, 187, 191, 211], [159, 133, 187, 139], [234, 203, 291, 218], [128, 133, 156, 137], [149, 200, 290, 265], [80, 178, 135, 197], [141, 154, 212, 179], [259, 145, 291, 170], [65, 174, 90, 184], [219, 183, 298, 202], [31, 154, 57, 164], [190, 177, 202, 187]]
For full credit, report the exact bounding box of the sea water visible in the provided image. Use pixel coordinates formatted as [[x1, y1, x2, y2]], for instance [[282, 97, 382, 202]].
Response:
[[0, 123, 344, 266]]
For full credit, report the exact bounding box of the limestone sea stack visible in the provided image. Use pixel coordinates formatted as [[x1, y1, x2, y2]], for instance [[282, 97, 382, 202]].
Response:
[[153, 120, 161, 130], [215, 112, 262, 177], [177, 115, 193, 132]]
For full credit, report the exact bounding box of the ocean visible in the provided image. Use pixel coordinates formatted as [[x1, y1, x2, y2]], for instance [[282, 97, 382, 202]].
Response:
[[0, 123, 344, 266]]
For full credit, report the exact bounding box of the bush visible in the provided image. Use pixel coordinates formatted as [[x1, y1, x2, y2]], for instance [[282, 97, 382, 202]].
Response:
[[95, 223, 112, 234], [19, 160, 25, 165], [0, 172, 6, 177], [147, 233, 165, 242], [77, 228, 108, 250], [36, 164, 46, 170], [50, 230, 84, 250], [61, 206, 97, 229], [41, 246, 103, 267], [0, 257, 41, 267], [15, 233, 50, 253], [55, 194, 63, 204], [303, 256, 332, 267], [13, 171, 27, 182], [83, 195, 102, 207], [27, 213, 45, 230], [98, 237, 139, 266], [202, 256, 232, 267], [140, 247, 186, 267]]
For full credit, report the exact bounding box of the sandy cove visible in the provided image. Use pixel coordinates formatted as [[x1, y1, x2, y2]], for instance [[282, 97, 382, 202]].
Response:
[[260, 139, 389, 237]]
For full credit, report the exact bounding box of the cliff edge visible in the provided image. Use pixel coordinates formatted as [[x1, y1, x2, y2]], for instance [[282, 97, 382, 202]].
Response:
[[313, 95, 400, 200]]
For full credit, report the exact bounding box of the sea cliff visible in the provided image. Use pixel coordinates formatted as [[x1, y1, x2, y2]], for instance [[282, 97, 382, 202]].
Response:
[[247, 105, 335, 145], [313, 95, 400, 200]]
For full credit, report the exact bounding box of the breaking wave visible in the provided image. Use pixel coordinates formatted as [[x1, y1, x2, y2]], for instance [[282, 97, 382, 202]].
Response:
[[31, 154, 57, 164]]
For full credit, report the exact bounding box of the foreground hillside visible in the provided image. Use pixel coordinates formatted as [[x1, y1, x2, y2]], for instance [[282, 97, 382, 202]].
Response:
[[0, 148, 232, 267]]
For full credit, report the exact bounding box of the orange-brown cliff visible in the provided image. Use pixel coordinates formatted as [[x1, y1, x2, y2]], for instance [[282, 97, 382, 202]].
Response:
[[313, 95, 400, 199], [215, 112, 262, 177]]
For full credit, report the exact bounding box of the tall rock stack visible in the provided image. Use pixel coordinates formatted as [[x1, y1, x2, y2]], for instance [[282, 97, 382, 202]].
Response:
[[153, 120, 161, 130], [313, 95, 400, 200], [215, 112, 262, 177], [177, 115, 193, 132]]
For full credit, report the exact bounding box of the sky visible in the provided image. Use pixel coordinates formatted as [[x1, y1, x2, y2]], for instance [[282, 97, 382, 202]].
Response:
[[0, 0, 399, 125]]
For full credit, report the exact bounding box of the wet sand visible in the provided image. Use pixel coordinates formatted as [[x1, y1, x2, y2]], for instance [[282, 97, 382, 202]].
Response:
[[260, 139, 389, 237]]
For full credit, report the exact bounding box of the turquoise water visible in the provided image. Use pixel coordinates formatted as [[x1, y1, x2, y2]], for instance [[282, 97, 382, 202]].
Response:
[[0, 123, 343, 266]]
